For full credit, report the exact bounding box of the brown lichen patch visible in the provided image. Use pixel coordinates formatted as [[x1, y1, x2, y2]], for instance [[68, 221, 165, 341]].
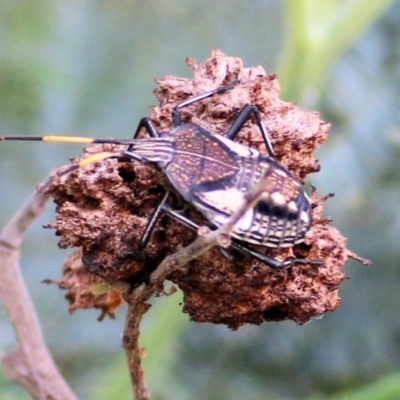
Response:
[[53, 248, 124, 321], [173, 192, 353, 328], [44, 49, 370, 328]]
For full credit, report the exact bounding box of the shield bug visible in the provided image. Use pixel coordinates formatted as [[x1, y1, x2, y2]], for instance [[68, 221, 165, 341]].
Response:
[[1, 81, 319, 270]]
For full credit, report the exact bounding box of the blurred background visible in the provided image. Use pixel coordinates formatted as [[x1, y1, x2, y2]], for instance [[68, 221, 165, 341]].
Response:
[[1, 1, 400, 399]]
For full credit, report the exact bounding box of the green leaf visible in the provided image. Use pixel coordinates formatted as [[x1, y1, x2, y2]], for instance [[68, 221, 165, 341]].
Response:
[[279, 0, 395, 104]]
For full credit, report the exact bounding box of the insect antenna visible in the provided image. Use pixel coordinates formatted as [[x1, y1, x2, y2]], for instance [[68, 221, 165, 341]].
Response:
[[0, 135, 142, 191], [0, 135, 136, 145]]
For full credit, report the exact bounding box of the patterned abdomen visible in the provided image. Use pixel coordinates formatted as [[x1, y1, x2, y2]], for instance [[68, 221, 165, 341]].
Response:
[[194, 156, 312, 248]]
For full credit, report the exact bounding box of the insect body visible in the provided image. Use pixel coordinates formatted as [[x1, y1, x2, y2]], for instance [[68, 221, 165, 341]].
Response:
[[1, 81, 317, 269], [128, 124, 311, 249]]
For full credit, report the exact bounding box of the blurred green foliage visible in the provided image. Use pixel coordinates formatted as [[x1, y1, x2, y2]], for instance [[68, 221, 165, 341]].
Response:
[[339, 373, 400, 400], [1, 1, 400, 399], [280, 0, 394, 104]]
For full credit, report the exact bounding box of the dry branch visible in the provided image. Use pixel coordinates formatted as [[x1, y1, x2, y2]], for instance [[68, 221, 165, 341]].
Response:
[[0, 188, 76, 400]]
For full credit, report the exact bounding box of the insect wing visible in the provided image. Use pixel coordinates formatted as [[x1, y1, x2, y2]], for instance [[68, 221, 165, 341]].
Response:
[[165, 124, 241, 202]]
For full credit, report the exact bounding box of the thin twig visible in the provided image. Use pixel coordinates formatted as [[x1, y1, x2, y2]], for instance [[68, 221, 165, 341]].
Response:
[[0, 188, 76, 400], [121, 173, 268, 399]]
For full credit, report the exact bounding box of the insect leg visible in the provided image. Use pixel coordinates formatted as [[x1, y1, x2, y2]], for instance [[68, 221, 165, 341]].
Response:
[[172, 80, 240, 127], [139, 191, 170, 250], [135, 191, 231, 259], [128, 117, 159, 152], [132, 118, 158, 139], [161, 203, 317, 270], [225, 104, 275, 158]]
